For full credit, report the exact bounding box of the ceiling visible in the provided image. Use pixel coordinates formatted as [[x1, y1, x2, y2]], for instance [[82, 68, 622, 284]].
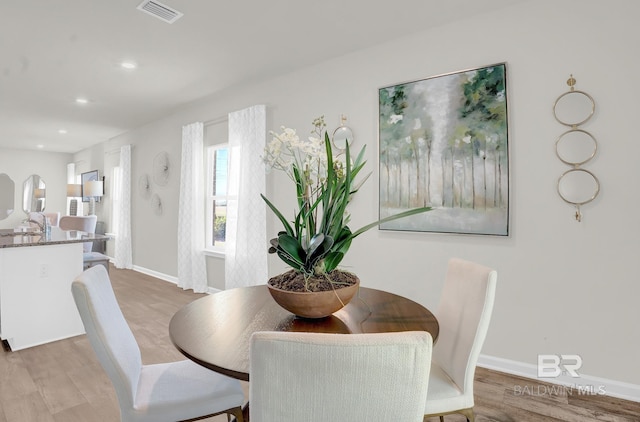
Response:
[[1, 0, 525, 154]]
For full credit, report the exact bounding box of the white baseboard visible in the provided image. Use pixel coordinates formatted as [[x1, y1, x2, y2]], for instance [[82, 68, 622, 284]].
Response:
[[478, 354, 640, 403], [132, 265, 179, 284], [110, 263, 640, 404], [131, 265, 222, 294]]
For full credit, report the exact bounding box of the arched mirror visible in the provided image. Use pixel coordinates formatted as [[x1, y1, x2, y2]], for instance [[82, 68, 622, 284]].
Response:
[[0, 173, 15, 220], [23, 174, 46, 213]]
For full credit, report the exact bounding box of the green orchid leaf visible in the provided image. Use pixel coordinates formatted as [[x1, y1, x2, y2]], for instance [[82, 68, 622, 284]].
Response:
[[323, 251, 345, 273], [261, 194, 294, 237], [307, 233, 325, 255], [276, 250, 304, 272], [351, 207, 433, 238], [332, 227, 353, 252], [277, 233, 306, 263], [308, 235, 334, 262]]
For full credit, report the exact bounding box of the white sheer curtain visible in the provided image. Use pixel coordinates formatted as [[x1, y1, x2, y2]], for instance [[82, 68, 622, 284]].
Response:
[[113, 145, 132, 268], [225, 105, 267, 289], [177, 122, 207, 293]]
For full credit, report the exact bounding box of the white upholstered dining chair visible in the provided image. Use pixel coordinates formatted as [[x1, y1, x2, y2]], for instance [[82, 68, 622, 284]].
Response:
[[59, 215, 98, 252], [60, 214, 111, 272], [423, 258, 497, 422], [71, 265, 245, 422], [250, 330, 433, 422]]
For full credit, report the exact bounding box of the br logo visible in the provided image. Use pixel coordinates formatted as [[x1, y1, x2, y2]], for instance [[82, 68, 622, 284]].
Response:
[[537, 354, 582, 378]]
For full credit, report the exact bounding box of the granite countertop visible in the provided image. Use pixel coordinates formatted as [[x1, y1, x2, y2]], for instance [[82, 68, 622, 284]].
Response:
[[0, 227, 110, 249]]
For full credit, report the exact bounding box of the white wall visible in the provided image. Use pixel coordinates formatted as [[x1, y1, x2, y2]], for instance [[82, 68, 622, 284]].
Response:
[[0, 148, 71, 229], [75, 0, 639, 388]]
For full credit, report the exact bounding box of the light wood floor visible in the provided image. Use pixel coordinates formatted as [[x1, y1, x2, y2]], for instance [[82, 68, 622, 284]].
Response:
[[0, 265, 637, 421]]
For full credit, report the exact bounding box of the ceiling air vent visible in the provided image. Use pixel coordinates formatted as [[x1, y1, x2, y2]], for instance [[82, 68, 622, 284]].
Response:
[[137, 0, 183, 24]]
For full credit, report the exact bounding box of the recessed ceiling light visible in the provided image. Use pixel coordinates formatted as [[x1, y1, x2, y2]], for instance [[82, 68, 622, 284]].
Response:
[[121, 61, 137, 70], [36, 144, 44, 149], [58, 129, 67, 134], [75, 98, 88, 104]]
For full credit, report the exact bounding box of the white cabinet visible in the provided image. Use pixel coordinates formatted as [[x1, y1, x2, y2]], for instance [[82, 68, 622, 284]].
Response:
[[0, 242, 85, 350]]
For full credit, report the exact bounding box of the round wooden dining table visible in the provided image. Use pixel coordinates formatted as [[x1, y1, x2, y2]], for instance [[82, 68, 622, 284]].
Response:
[[169, 284, 439, 382]]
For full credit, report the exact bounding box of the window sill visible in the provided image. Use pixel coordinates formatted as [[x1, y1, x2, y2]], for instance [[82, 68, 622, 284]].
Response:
[[204, 249, 225, 259]]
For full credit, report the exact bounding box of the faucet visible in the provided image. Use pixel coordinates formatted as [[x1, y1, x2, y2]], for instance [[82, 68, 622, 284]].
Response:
[[25, 218, 44, 232], [25, 212, 49, 233]]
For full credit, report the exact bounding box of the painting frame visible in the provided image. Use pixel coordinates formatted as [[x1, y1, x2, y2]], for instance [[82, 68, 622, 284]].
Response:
[[81, 170, 101, 203], [378, 63, 510, 236]]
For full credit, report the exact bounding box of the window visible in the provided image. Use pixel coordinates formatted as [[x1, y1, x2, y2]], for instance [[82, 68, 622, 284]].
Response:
[[206, 144, 231, 252]]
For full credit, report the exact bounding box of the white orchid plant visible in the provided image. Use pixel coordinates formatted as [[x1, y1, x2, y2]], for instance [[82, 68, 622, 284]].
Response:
[[261, 116, 431, 281]]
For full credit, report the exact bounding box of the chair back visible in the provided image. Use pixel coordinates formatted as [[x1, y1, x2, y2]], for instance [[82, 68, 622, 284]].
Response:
[[71, 265, 142, 410], [60, 215, 97, 252], [250, 331, 432, 422], [433, 258, 497, 393]]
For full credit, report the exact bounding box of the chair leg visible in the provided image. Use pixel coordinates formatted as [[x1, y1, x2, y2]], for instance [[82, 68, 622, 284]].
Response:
[[424, 408, 474, 422], [227, 406, 244, 422], [460, 407, 474, 422]]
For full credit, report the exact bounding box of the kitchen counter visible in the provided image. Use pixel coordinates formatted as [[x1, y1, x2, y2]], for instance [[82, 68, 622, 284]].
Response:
[[0, 227, 110, 351], [0, 227, 109, 248]]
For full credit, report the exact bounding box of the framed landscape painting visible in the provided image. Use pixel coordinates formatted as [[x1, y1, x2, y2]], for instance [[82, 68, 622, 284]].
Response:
[[378, 63, 509, 236]]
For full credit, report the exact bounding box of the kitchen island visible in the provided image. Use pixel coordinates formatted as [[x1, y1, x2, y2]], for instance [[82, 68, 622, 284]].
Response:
[[0, 227, 110, 350]]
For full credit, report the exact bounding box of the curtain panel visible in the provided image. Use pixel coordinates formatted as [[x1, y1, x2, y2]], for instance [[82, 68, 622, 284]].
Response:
[[113, 144, 133, 269], [178, 122, 207, 292], [226, 105, 268, 289]]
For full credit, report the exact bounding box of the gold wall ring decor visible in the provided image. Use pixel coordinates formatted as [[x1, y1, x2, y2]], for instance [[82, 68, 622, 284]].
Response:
[[557, 168, 600, 222], [553, 90, 595, 127], [553, 75, 599, 222], [557, 168, 600, 206], [555, 129, 597, 167], [553, 75, 595, 127]]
